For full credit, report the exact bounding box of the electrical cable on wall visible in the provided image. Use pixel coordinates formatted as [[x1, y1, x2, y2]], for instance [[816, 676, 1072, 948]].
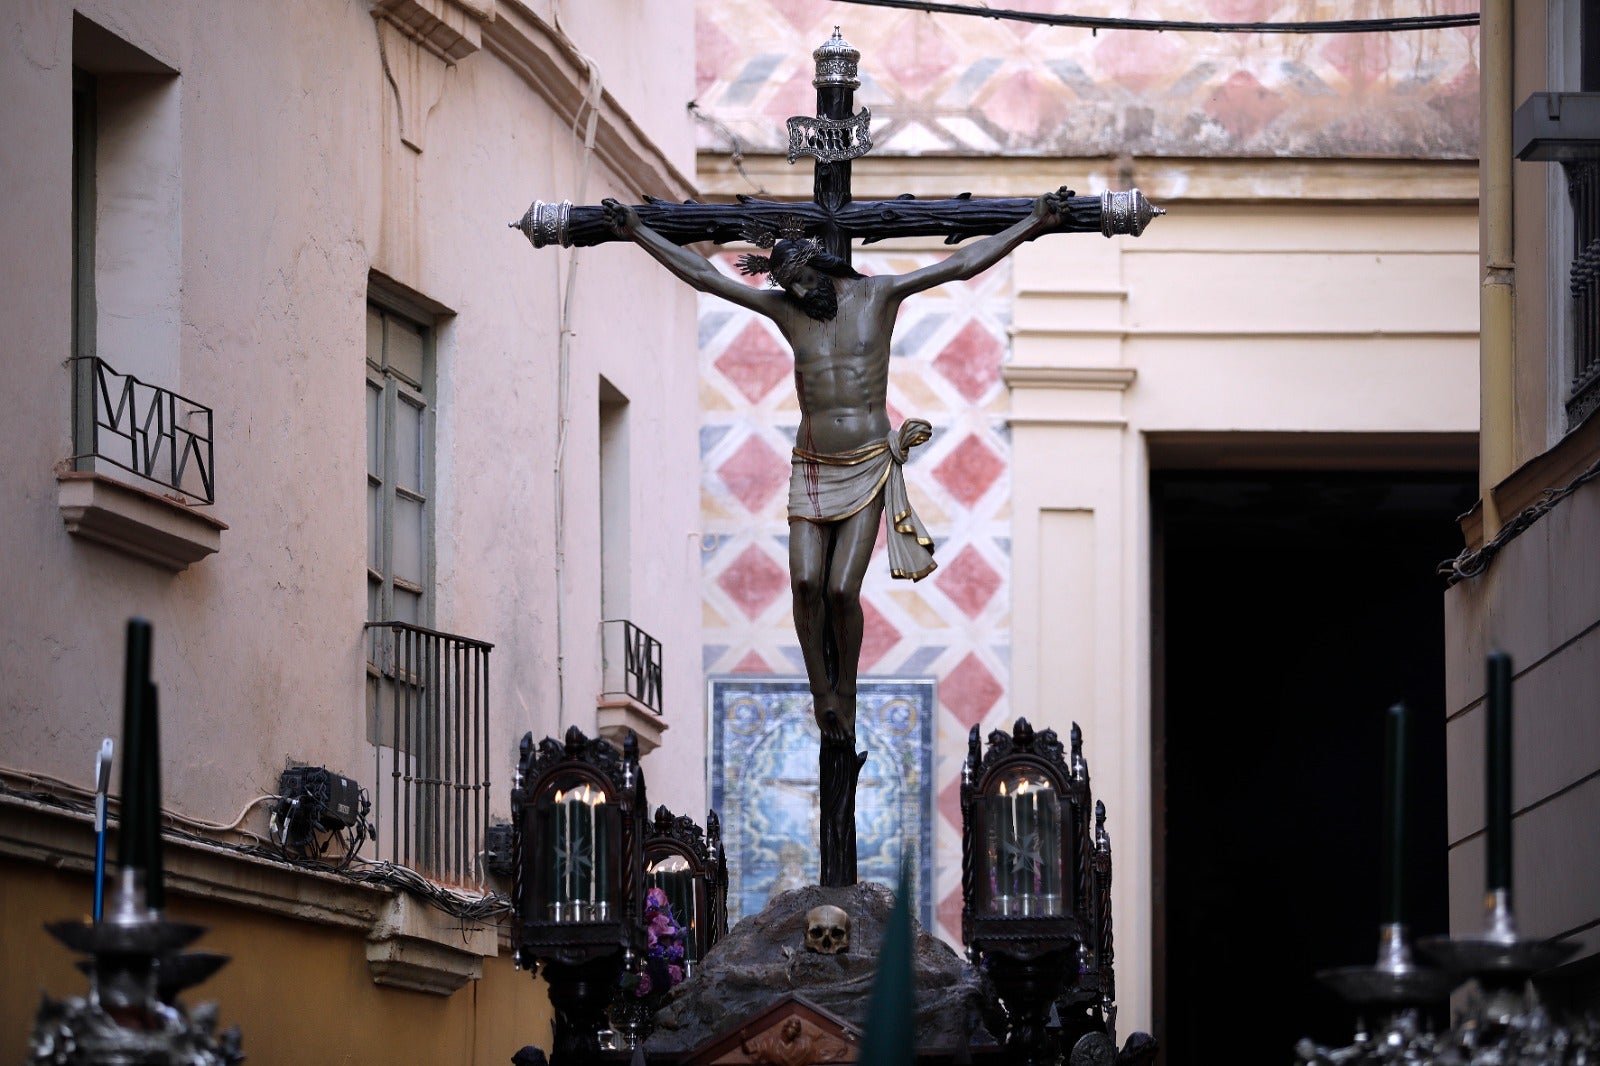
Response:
[[1439, 454, 1600, 584], [550, 0, 605, 731], [828, 0, 1480, 34], [0, 775, 510, 925]]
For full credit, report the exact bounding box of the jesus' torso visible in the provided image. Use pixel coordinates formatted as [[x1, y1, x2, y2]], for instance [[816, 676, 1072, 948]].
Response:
[[764, 276, 898, 457]]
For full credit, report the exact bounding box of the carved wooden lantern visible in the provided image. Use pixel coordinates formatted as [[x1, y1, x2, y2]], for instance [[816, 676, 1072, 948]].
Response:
[[962, 717, 1110, 1065], [643, 805, 729, 976], [512, 725, 646, 1063]]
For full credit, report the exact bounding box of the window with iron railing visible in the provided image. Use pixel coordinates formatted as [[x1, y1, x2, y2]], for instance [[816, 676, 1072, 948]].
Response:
[[365, 621, 493, 887], [70, 355, 215, 503], [72, 63, 208, 504], [600, 618, 663, 715], [363, 292, 493, 886]]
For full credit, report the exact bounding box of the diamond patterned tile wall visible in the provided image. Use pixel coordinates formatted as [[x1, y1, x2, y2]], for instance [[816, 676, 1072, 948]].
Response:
[[700, 251, 1013, 944], [693, 0, 1477, 160]]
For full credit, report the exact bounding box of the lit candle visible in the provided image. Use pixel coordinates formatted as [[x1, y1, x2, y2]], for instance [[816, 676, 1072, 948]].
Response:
[[1381, 702, 1408, 926], [1012, 781, 1028, 913], [566, 790, 579, 914], [554, 789, 569, 918], [1038, 786, 1060, 914], [587, 790, 597, 914], [546, 798, 561, 919], [1486, 652, 1513, 898], [988, 783, 1011, 914], [593, 794, 607, 917]]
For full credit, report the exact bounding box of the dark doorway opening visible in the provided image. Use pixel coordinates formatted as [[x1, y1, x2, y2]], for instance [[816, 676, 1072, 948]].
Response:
[[1152, 470, 1475, 1062]]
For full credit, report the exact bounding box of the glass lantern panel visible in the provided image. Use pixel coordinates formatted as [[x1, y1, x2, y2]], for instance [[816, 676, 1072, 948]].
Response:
[[982, 767, 1064, 916], [646, 851, 699, 965], [544, 780, 615, 922]]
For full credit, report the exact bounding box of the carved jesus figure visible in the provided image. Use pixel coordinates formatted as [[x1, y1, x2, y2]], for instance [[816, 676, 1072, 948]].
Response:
[[605, 190, 1068, 731], [604, 189, 1071, 883]]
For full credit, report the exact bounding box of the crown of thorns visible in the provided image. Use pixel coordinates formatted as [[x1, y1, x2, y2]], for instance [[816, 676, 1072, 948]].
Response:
[[734, 216, 820, 287]]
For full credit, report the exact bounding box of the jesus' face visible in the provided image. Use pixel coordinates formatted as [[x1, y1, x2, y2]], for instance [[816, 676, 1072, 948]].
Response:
[[781, 265, 838, 321]]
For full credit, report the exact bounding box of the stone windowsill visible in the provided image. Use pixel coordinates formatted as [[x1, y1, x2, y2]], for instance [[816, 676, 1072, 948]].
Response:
[[0, 790, 499, 996], [57, 470, 227, 571], [596, 695, 668, 756]]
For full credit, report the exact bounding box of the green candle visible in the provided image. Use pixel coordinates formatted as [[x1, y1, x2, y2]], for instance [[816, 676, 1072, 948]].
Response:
[[117, 619, 153, 877], [1486, 652, 1513, 896], [144, 680, 164, 911], [1380, 702, 1408, 926]]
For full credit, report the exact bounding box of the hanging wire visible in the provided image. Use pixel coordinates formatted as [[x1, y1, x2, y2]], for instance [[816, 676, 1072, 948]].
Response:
[[827, 0, 1479, 33], [1438, 453, 1600, 585], [687, 101, 770, 196], [550, 1, 606, 730]]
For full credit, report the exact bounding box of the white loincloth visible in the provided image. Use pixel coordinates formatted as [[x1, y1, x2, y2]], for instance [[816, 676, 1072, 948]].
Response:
[[788, 419, 937, 581]]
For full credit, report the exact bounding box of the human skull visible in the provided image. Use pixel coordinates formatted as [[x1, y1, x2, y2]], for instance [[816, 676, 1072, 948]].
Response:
[[804, 905, 850, 955]]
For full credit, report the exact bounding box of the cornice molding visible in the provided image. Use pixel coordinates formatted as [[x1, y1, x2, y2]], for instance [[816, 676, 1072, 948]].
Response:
[[484, 2, 696, 203], [1002, 366, 1137, 391], [372, 0, 494, 63]]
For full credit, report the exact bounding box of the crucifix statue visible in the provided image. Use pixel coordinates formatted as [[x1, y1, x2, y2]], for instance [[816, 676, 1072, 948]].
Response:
[[517, 28, 1161, 889]]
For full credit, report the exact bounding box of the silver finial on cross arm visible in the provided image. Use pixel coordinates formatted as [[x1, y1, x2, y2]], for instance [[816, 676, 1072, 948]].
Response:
[[513, 199, 573, 248], [1099, 189, 1165, 238]]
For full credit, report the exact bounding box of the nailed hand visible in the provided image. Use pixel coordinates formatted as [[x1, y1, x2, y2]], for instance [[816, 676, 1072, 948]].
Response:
[[1032, 185, 1074, 227], [602, 197, 639, 237]]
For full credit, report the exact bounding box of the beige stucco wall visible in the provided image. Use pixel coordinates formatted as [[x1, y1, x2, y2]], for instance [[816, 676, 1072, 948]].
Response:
[[1005, 196, 1481, 1034], [0, 4, 704, 1035], [1442, 477, 1600, 969], [1440, 0, 1600, 989]]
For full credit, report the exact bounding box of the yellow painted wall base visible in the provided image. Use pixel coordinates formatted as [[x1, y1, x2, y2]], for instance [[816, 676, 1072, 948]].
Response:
[[1, 859, 553, 1066]]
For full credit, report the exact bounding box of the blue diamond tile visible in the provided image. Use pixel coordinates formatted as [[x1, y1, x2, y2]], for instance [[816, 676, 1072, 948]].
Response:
[[700, 425, 731, 457], [700, 311, 731, 348], [898, 644, 948, 675], [724, 54, 783, 106]]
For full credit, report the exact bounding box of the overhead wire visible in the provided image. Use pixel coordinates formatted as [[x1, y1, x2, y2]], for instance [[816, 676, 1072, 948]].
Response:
[[827, 0, 1480, 33]]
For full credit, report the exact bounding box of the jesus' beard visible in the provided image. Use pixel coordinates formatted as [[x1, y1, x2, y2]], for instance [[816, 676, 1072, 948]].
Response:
[[794, 278, 838, 321]]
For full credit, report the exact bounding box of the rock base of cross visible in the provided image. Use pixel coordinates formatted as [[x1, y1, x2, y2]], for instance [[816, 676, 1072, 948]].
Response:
[[641, 882, 998, 1062]]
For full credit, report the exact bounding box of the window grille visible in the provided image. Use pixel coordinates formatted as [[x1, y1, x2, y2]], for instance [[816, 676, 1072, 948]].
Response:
[[366, 621, 492, 887], [1567, 160, 1600, 427]]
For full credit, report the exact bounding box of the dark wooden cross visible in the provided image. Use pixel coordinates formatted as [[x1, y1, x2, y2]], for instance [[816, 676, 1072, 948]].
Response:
[[516, 29, 1160, 256], [515, 28, 1160, 890]]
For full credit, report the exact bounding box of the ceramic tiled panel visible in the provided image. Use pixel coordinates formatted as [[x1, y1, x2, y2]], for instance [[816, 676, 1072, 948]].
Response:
[[708, 676, 936, 929], [700, 250, 1012, 944], [694, 0, 1477, 159]]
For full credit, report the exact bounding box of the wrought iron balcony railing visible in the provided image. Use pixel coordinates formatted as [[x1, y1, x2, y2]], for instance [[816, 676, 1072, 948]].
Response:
[[1567, 160, 1600, 426], [365, 620, 493, 888], [71, 356, 214, 503], [600, 618, 663, 715]]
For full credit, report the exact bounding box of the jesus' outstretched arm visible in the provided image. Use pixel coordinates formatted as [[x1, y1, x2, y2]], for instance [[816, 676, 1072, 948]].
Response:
[[602, 198, 777, 317], [877, 187, 1074, 301]]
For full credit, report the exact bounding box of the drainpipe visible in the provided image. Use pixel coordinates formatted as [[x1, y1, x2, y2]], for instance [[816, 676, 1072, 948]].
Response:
[[1480, 0, 1515, 536]]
